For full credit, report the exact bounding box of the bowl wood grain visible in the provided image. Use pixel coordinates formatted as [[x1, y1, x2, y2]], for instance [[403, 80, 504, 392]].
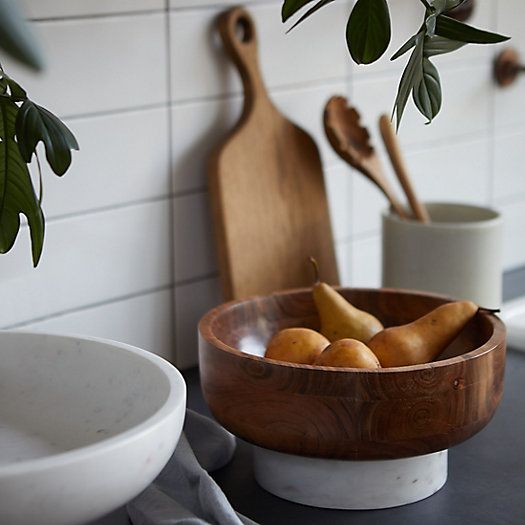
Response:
[[198, 288, 506, 460]]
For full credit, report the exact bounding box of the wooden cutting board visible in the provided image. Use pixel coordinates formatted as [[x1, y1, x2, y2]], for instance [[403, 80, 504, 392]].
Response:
[[209, 7, 339, 301]]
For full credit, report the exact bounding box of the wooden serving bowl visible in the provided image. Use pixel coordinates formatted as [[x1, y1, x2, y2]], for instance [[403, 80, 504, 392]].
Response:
[[198, 288, 506, 460]]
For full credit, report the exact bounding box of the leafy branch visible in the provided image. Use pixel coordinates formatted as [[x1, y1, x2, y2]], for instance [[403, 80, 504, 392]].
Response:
[[281, 0, 509, 128], [0, 2, 79, 267], [0, 68, 78, 266]]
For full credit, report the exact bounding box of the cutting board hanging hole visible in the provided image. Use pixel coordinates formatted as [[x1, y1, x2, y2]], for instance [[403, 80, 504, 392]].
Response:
[[235, 16, 253, 44]]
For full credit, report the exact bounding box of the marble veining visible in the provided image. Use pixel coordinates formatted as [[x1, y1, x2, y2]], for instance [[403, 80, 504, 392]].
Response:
[[253, 446, 448, 509], [0, 331, 186, 525]]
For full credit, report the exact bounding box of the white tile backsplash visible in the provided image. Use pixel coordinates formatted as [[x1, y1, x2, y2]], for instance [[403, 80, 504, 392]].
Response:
[[496, 0, 525, 52], [22, 0, 164, 19], [170, 0, 265, 9], [175, 276, 223, 369], [335, 240, 352, 287], [173, 192, 217, 283], [353, 64, 492, 150], [3, 14, 168, 117], [494, 71, 525, 130], [171, 96, 242, 193], [325, 163, 353, 242], [350, 235, 382, 288], [253, 2, 350, 88], [494, 130, 525, 202], [170, 7, 239, 102], [0, 200, 172, 327], [170, 2, 349, 103], [405, 138, 492, 205], [41, 108, 170, 218], [351, 169, 394, 237], [272, 80, 349, 167], [499, 200, 525, 270], [15, 289, 174, 361], [1, 0, 524, 370]]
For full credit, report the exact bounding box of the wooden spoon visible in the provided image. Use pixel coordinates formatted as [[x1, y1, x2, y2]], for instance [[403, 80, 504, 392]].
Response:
[[379, 114, 430, 223], [324, 96, 408, 219]]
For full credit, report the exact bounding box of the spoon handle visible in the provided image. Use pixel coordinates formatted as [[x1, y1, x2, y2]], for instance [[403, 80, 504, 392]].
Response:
[[379, 115, 430, 223], [378, 178, 410, 220]]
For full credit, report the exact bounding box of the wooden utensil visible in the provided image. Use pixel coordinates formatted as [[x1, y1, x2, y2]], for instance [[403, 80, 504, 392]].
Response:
[[323, 96, 408, 219], [209, 7, 339, 300], [379, 114, 430, 223]]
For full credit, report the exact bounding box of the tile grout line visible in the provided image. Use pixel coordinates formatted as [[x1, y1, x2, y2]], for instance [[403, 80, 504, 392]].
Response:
[[60, 102, 168, 122], [345, 0, 355, 285], [165, 0, 179, 365], [170, 74, 352, 108], [29, 8, 166, 23], [35, 186, 210, 227], [1, 284, 176, 331], [487, 0, 499, 208], [27, 0, 280, 22], [1, 270, 220, 332]]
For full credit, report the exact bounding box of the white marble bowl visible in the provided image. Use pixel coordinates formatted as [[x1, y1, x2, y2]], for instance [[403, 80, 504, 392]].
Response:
[[0, 331, 186, 525]]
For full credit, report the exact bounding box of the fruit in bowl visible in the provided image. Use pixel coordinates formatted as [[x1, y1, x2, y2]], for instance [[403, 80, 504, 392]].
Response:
[[263, 259, 489, 370], [315, 338, 380, 368], [198, 287, 505, 460], [265, 328, 329, 364], [310, 258, 383, 343]]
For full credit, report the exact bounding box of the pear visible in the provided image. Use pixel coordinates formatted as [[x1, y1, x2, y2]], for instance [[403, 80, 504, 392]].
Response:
[[368, 300, 479, 367], [314, 338, 381, 369], [310, 257, 383, 343], [265, 327, 330, 364]]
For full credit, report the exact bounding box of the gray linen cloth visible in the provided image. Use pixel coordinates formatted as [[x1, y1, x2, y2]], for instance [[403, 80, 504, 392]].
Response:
[[127, 410, 258, 525]]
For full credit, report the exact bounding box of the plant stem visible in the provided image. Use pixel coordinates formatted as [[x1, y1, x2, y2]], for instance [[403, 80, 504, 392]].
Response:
[[309, 256, 321, 284]]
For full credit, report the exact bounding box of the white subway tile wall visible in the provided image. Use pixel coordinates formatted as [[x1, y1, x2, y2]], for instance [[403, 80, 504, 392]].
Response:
[[0, 0, 523, 368]]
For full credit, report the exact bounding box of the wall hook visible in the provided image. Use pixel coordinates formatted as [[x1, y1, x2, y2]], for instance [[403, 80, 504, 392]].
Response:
[[494, 48, 525, 87]]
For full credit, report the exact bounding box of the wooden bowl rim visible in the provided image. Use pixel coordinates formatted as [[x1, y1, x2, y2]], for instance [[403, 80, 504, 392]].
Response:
[[198, 287, 506, 374]]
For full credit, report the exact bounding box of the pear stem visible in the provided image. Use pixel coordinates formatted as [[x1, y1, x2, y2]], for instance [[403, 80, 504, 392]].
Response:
[[309, 256, 320, 284], [477, 307, 501, 314]]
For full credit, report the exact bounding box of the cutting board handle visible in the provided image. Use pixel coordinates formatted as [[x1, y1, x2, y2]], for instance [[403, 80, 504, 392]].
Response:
[[218, 7, 269, 106]]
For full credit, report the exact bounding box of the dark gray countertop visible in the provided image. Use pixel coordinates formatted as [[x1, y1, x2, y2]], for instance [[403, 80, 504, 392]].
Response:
[[92, 347, 525, 525]]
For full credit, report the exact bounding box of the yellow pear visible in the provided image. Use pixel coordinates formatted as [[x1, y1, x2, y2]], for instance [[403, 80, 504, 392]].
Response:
[[314, 338, 381, 369], [368, 300, 479, 367], [265, 327, 330, 364], [310, 257, 383, 343]]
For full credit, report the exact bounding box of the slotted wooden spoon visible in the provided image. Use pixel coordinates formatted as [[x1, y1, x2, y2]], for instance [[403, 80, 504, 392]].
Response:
[[323, 96, 408, 219]]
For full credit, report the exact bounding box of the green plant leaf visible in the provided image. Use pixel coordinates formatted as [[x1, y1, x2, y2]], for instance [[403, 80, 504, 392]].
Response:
[[16, 100, 79, 176], [285, 0, 335, 33], [435, 15, 510, 44], [5, 76, 27, 101], [391, 31, 422, 61], [424, 35, 465, 56], [281, 0, 314, 22], [393, 34, 424, 129], [425, 13, 437, 36], [347, 0, 391, 64], [0, 74, 27, 101], [412, 57, 441, 123], [431, 0, 448, 14], [0, 97, 44, 266]]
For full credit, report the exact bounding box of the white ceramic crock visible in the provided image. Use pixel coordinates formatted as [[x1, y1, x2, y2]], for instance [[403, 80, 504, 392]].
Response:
[[382, 202, 503, 309]]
